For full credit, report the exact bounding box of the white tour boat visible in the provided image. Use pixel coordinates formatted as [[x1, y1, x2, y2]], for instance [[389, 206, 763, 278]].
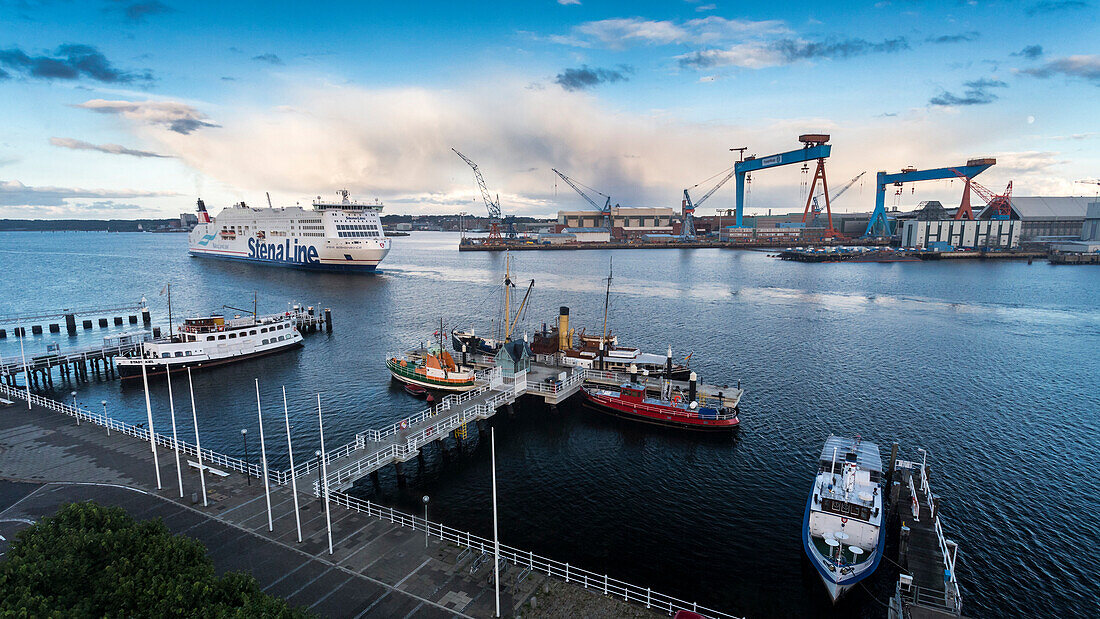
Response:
[[803, 435, 886, 602], [117, 312, 303, 380]]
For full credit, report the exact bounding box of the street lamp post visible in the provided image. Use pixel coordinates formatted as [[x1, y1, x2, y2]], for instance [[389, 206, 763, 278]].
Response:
[[241, 428, 250, 485], [315, 450, 323, 499], [422, 495, 430, 548], [71, 391, 79, 425], [102, 400, 109, 435]]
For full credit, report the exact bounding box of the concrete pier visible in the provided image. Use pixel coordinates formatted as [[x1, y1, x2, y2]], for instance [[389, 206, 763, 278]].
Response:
[[0, 398, 658, 618]]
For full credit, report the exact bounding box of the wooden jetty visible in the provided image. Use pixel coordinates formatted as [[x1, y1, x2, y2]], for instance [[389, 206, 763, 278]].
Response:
[[888, 454, 967, 619]]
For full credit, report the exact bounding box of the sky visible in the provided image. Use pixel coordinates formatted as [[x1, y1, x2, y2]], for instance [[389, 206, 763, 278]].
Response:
[[0, 0, 1098, 219]]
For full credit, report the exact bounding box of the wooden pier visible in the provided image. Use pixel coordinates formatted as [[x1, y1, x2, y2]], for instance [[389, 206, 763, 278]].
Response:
[[888, 455, 967, 619]]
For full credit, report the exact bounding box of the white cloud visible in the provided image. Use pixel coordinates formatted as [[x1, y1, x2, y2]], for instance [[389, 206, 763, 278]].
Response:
[[558, 16, 789, 50], [73, 99, 220, 134], [557, 0, 581, 5], [81, 79, 1087, 216], [49, 137, 171, 158], [0, 179, 178, 207]]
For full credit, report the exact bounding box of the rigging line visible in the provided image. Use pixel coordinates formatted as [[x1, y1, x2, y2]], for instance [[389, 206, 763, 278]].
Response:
[[858, 581, 892, 609], [691, 166, 736, 189]]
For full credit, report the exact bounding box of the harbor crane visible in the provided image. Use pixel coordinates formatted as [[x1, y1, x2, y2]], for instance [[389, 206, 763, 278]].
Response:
[[552, 168, 613, 231], [808, 171, 866, 227], [683, 167, 738, 239], [452, 148, 510, 240], [864, 158, 996, 238], [733, 135, 836, 233], [964, 178, 1014, 220]]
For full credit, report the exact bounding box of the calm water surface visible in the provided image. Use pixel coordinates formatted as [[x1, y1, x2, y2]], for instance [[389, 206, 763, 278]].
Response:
[[0, 231, 1097, 618]]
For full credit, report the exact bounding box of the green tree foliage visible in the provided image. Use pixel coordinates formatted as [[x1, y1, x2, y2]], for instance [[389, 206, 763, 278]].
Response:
[[0, 501, 311, 617]]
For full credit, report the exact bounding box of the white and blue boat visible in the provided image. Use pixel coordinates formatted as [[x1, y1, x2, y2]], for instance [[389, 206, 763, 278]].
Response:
[[188, 190, 390, 272], [803, 435, 886, 602]]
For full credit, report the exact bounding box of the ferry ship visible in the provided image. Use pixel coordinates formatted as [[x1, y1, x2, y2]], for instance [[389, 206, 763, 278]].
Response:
[[803, 435, 886, 602], [187, 190, 390, 272], [117, 312, 303, 380]]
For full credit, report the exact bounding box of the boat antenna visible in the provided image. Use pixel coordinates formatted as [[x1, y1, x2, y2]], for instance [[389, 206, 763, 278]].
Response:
[[253, 291, 257, 320], [266, 192, 273, 208], [503, 254, 513, 342]]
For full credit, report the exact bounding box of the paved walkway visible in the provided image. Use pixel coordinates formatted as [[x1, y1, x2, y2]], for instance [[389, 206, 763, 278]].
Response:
[[0, 400, 651, 618]]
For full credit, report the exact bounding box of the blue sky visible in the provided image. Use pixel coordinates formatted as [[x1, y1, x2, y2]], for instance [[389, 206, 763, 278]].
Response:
[[1, 0, 1097, 218]]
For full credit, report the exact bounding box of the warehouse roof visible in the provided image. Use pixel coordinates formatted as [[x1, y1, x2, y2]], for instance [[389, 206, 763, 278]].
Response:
[[982, 196, 1098, 221]]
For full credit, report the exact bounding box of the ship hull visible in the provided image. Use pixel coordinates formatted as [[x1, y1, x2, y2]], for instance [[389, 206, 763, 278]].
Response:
[[117, 341, 303, 380], [188, 248, 383, 272], [386, 358, 479, 392], [581, 388, 738, 431], [802, 479, 886, 602]]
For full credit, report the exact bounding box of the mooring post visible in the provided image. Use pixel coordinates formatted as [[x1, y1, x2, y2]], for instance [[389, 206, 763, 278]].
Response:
[[324, 308, 332, 332]]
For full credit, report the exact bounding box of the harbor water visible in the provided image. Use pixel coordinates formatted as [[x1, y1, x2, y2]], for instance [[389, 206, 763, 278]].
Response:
[[0, 231, 1097, 618]]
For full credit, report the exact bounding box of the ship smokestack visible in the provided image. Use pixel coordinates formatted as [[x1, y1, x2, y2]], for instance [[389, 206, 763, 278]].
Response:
[[666, 345, 672, 379], [558, 307, 569, 351], [629, 363, 638, 384], [196, 198, 211, 223], [688, 371, 697, 404]]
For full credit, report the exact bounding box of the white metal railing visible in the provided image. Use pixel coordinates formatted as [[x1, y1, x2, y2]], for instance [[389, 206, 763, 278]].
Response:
[[893, 458, 962, 614], [526, 370, 585, 395], [0, 342, 143, 375], [7, 381, 742, 619], [322, 487, 742, 619], [0, 382, 266, 482]]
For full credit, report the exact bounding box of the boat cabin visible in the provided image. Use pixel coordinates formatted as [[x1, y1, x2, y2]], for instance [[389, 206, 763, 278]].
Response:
[[495, 340, 532, 377], [180, 316, 226, 334]]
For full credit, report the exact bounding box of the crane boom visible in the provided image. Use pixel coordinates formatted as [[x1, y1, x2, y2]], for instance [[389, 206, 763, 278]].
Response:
[[552, 168, 612, 230], [452, 148, 502, 220]]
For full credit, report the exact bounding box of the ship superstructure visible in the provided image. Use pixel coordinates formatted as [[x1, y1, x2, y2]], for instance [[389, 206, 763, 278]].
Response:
[[188, 190, 390, 272]]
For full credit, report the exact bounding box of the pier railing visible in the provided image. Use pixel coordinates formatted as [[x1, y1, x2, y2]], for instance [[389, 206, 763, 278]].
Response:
[[894, 458, 961, 614], [320, 487, 742, 619], [0, 341, 143, 375], [525, 369, 584, 395], [5, 381, 743, 619], [0, 383, 265, 481]]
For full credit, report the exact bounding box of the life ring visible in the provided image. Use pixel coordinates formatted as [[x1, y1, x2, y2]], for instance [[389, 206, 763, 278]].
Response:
[[841, 517, 848, 524], [217, 326, 224, 332], [671, 393, 683, 404], [399, 419, 409, 429]]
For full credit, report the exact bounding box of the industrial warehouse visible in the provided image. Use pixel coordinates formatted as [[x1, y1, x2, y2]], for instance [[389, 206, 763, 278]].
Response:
[[454, 135, 1098, 260]]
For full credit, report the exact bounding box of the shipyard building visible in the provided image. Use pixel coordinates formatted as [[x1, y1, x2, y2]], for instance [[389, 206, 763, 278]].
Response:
[[557, 207, 673, 238]]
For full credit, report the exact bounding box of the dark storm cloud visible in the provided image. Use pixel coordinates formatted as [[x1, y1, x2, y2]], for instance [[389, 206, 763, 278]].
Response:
[[555, 65, 633, 91], [1019, 55, 1100, 84], [0, 44, 150, 83], [1014, 45, 1044, 59], [929, 78, 1008, 106], [252, 53, 284, 65], [926, 32, 979, 44], [1025, 0, 1090, 16], [772, 36, 909, 61]]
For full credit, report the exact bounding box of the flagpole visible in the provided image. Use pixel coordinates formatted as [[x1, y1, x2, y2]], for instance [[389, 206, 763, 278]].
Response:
[[492, 427, 500, 617], [140, 358, 162, 489], [256, 379, 273, 532], [18, 329, 30, 410], [187, 367, 207, 507], [167, 369, 183, 498], [318, 393, 333, 555], [283, 386, 302, 543]]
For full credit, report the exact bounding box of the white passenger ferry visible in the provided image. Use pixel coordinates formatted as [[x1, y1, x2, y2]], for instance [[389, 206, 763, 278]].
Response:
[[187, 190, 390, 272], [116, 313, 303, 380], [803, 435, 886, 602]]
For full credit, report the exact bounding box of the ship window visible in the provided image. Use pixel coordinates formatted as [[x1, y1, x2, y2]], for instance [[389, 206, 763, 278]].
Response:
[[185, 351, 192, 356], [218, 335, 226, 340], [175, 352, 184, 357], [250, 330, 257, 335], [161, 353, 170, 358], [229, 333, 236, 339], [206, 336, 214, 341], [261, 327, 268, 333]]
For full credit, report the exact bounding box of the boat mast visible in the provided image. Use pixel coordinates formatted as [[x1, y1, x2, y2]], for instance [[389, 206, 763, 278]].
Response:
[[167, 283, 174, 342], [503, 254, 512, 342], [253, 291, 257, 321], [600, 257, 612, 369]]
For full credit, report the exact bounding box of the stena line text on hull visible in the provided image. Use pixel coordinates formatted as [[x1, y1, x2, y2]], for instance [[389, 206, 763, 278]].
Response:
[[187, 189, 390, 272]]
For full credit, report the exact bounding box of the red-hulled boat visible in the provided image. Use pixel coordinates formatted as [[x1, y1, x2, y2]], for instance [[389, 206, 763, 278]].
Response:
[[581, 382, 739, 431]]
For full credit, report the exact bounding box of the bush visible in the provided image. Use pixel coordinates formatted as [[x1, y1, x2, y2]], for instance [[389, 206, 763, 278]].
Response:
[[0, 501, 310, 617]]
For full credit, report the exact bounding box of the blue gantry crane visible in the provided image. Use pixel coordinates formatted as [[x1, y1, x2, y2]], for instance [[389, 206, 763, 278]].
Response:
[[733, 134, 835, 232], [863, 157, 996, 238]]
